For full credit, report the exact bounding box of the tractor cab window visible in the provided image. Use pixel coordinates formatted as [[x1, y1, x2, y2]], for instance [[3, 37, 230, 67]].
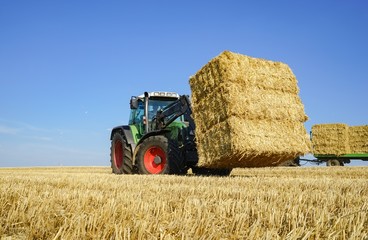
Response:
[[148, 98, 177, 122], [129, 100, 144, 125]]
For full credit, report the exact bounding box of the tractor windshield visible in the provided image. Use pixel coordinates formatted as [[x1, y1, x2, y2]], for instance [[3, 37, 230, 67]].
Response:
[[128, 97, 180, 125], [148, 98, 176, 121]]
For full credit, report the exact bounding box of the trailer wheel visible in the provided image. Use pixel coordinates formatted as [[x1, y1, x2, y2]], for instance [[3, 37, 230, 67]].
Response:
[[326, 159, 344, 166], [136, 135, 169, 174], [111, 132, 133, 174], [192, 167, 232, 177]]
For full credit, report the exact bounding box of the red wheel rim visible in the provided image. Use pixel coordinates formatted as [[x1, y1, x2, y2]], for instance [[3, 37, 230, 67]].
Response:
[[114, 139, 123, 169], [143, 146, 166, 174]]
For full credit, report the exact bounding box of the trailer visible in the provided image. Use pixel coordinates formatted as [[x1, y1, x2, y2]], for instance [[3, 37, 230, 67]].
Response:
[[314, 154, 368, 166], [306, 124, 368, 166], [299, 154, 368, 166]]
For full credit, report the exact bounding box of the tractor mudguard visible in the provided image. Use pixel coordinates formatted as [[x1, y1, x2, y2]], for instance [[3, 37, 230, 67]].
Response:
[[136, 129, 170, 147], [110, 126, 136, 151], [132, 129, 170, 165]]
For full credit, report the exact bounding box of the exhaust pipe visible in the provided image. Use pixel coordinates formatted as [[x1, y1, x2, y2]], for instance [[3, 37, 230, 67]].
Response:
[[144, 92, 149, 133]]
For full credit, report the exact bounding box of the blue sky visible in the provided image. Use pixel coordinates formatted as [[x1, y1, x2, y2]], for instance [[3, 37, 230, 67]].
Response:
[[0, 1, 367, 167]]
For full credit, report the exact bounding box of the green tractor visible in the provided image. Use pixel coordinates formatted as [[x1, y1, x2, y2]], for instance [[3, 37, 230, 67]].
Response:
[[110, 91, 232, 176]]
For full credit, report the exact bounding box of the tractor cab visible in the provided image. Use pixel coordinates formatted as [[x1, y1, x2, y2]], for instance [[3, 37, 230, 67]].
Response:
[[128, 91, 182, 142]]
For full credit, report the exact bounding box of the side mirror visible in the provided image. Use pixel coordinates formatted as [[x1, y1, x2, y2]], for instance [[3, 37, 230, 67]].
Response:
[[130, 96, 138, 109]]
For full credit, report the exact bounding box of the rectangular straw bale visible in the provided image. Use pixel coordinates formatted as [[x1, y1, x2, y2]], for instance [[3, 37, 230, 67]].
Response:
[[196, 116, 311, 168], [192, 83, 308, 132], [349, 125, 368, 153], [190, 51, 299, 103], [189, 51, 311, 168], [311, 124, 350, 155]]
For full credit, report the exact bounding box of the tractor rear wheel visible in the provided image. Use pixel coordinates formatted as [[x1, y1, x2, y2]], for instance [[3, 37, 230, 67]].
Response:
[[110, 132, 133, 174]]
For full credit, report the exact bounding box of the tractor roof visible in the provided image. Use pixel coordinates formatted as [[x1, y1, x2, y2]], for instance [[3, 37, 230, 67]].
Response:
[[137, 91, 180, 99]]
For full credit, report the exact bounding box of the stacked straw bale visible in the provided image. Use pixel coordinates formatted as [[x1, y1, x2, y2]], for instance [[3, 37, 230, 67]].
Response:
[[312, 124, 368, 155], [189, 51, 311, 168], [349, 125, 368, 153], [311, 124, 350, 155]]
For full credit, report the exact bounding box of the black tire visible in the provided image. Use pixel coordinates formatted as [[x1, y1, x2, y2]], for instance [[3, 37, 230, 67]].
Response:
[[326, 159, 344, 166], [110, 132, 133, 174], [192, 167, 232, 177], [168, 140, 187, 175]]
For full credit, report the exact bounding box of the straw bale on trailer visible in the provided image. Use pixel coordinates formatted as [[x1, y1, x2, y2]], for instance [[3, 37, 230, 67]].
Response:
[[189, 51, 311, 168], [311, 124, 350, 155], [349, 125, 368, 153]]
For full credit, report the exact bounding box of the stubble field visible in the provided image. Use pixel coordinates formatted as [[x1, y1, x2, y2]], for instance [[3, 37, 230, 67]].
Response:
[[0, 167, 367, 239]]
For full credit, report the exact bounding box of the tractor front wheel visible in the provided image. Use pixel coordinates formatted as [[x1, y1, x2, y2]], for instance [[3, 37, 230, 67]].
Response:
[[136, 136, 170, 174], [136, 135, 186, 174], [168, 140, 187, 175]]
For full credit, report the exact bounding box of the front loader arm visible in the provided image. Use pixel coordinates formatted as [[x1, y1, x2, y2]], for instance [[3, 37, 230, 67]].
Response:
[[154, 95, 195, 131]]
